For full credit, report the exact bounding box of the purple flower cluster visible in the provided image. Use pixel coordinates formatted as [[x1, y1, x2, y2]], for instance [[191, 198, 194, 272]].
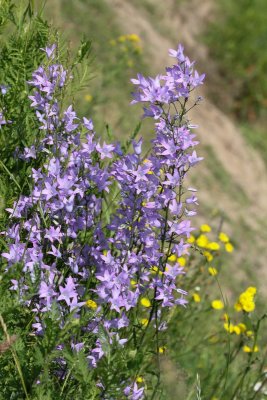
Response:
[[1, 44, 204, 397]]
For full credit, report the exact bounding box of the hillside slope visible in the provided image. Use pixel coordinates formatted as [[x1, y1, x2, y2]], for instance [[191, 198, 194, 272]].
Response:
[[106, 0, 267, 289]]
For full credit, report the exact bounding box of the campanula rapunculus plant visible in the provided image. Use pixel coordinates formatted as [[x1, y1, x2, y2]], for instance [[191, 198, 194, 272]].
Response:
[[2, 43, 204, 398]]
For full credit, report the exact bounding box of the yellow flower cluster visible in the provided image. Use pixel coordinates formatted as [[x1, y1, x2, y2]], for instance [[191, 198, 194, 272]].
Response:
[[189, 224, 234, 256], [223, 314, 258, 354], [223, 313, 246, 335], [118, 33, 141, 43], [109, 33, 142, 55], [235, 287, 257, 313], [167, 254, 186, 267], [243, 344, 259, 353], [219, 231, 234, 252]]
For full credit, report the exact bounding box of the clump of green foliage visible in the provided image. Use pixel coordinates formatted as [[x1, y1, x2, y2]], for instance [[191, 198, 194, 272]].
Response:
[[0, 0, 92, 218], [205, 0, 267, 120]]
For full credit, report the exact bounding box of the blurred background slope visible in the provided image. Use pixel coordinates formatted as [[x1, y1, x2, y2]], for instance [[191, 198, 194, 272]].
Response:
[[42, 0, 267, 295]]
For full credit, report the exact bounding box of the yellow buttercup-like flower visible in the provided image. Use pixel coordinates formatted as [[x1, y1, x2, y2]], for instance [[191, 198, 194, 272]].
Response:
[[86, 299, 97, 309], [207, 242, 220, 251], [193, 293, 201, 303], [219, 232, 229, 243], [211, 300, 224, 310], [158, 346, 166, 354], [140, 298, 151, 308], [167, 254, 177, 262], [128, 33, 141, 42], [140, 318, 149, 327], [177, 256, 186, 267], [187, 234, 195, 244], [225, 242, 234, 252], [208, 267, 218, 276], [238, 323, 247, 333], [235, 287, 256, 313], [243, 345, 259, 353], [200, 224, 211, 232], [203, 251, 213, 262], [224, 322, 235, 333], [196, 234, 209, 248]]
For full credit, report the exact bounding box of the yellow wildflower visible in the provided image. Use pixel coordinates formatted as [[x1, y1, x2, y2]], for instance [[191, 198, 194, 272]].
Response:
[[208, 267, 218, 276], [246, 287, 257, 295], [140, 318, 149, 327], [196, 234, 209, 248], [150, 266, 163, 276], [242, 301, 255, 312], [86, 299, 97, 309], [223, 313, 229, 322], [225, 242, 234, 252], [136, 376, 144, 383], [243, 345, 259, 353], [236, 287, 256, 313], [224, 322, 235, 333], [207, 242, 220, 251], [238, 323, 247, 333], [130, 280, 137, 287], [187, 234, 195, 244], [211, 300, 224, 310], [219, 232, 229, 243], [167, 254, 177, 262], [246, 330, 254, 338], [140, 298, 151, 308], [193, 293, 201, 303], [84, 94, 93, 102], [177, 256, 186, 267], [233, 325, 241, 335], [118, 35, 126, 42], [234, 302, 243, 312], [128, 33, 140, 42], [203, 251, 213, 262], [158, 346, 166, 354], [200, 224, 211, 232]]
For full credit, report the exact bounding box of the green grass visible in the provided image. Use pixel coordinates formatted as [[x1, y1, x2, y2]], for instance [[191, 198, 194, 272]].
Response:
[[204, 0, 267, 120]]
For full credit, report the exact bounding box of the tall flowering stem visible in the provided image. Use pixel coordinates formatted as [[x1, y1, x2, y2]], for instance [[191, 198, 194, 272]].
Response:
[[1, 44, 204, 398]]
